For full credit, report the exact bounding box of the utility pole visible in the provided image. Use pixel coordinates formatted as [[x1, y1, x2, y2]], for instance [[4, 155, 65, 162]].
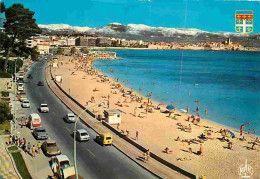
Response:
[[13, 59, 17, 132]]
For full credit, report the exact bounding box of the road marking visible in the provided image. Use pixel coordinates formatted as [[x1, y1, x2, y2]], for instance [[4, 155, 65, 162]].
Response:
[[87, 149, 96, 158], [64, 126, 71, 133]]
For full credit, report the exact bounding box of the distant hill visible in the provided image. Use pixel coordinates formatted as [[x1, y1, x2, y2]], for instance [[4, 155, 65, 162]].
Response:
[[39, 23, 260, 47]]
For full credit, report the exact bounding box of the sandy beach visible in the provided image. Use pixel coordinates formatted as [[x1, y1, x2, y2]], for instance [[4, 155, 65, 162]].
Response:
[[51, 54, 260, 179]]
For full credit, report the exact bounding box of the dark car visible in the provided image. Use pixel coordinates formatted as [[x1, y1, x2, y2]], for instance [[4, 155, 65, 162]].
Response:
[[38, 81, 44, 86], [27, 74, 33, 79], [32, 127, 48, 140], [42, 140, 61, 156]]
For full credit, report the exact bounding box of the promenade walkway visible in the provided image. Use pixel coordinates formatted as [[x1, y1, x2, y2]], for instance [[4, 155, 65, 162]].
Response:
[[0, 136, 19, 179]]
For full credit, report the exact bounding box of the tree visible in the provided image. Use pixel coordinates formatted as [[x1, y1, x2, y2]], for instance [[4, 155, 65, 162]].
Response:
[[57, 48, 64, 55], [0, 101, 13, 123], [3, 3, 41, 72], [30, 47, 40, 61], [71, 47, 76, 55], [0, 2, 5, 13], [83, 48, 90, 54]]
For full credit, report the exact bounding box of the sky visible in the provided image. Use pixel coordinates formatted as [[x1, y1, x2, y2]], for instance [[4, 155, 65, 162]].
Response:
[[2, 0, 260, 33]]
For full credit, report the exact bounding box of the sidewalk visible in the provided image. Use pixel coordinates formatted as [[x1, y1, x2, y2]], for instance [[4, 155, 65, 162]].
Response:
[[0, 136, 19, 179], [46, 62, 189, 178], [9, 92, 53, 179]]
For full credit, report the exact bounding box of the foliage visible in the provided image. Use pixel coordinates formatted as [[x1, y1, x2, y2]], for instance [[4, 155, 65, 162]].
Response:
[[71, 47, 76, 54], [57, 48, 64, 55], [7, 58, 23, 74], [0, 101, 13, 123], [8, 146, 32, 179], [4, 4, 41, 42], [83, 48, 90, 54], [2, 3, 41, 72], [30, 47, 40, 61], [0, 120, 10, 133], [0, 2, 5, 13], [0, 70, 12, 78], [1, 91, 9, 97]]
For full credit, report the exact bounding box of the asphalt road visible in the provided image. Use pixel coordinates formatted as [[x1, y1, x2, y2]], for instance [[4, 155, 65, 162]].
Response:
[[23, 56, 157, 179]]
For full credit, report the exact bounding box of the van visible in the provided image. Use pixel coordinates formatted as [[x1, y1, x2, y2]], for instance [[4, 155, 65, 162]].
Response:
[[96, 133, 113, 146], [28, 113, 42, 129]]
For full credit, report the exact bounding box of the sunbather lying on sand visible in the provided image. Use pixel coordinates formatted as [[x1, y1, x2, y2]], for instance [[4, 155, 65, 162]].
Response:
[[163, 147, 173, 154]]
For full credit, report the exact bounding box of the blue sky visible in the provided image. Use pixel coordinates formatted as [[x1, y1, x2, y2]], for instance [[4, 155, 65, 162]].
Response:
[[3, 0, 260, 33]]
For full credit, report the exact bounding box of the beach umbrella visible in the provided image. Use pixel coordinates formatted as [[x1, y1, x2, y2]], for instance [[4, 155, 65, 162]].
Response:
[[229, 131, 236, 138], [204, 131, 211, 136], [166, 105, 174, 110]]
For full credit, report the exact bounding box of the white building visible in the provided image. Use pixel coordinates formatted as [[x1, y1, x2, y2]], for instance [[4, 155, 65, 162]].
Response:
[[37, 44, 50, 55], [104, 110, 122, 125], [67, 38, 76, 46]]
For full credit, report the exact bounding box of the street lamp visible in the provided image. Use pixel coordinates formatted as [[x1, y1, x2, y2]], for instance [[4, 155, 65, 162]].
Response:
[[73, 102, 104, 179]]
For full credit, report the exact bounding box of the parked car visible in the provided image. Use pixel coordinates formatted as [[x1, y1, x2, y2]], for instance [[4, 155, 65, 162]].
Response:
[[32, 127, 48, 140], [42, 140, 61, 156], [65, 113, 76, 123], [50, 155, 83, 179], [39, 104, 49, 113], [38, 81, 44, 86], [27, 74, 33, 79], [75, 129, 90, 141], [28, 113, 42, 129], [21, 99, 30, 108], [17, 83, 24, 91]]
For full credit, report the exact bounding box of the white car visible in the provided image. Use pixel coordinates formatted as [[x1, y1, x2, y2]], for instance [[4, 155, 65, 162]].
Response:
[[75, 129, 90, 141], [17, 83, 24, 91], [22, 99, 30, 108], [39, 104, 49, 113], [65, 113, 76, 123]]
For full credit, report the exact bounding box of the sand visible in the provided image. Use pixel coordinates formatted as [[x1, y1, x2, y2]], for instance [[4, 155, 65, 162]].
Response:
[[51, 55, 260, 179]]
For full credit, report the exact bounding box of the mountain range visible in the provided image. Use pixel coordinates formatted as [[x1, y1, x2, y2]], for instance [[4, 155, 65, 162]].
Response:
[[39, 23, 260, 47]]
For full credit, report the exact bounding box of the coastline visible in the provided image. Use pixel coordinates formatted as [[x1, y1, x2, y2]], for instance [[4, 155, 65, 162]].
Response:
[[94, 66, 259, 138], [52, 54, 260, 179], [91, 46, 260, 52]]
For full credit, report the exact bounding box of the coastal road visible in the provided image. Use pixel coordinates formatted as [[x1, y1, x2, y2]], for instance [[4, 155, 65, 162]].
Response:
[[23, 56, 157, 179]]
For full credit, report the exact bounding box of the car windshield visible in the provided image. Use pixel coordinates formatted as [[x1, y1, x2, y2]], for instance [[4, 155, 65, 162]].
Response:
[[106, 137, 112, 140], [37, 129, 46, 132], [41, 104, 47, 107], [68, 114, 75, 117], [47, 143, 56, 147], [60, 161, 70, 169], [24, 101, 29, 103], [81, 132, 89, 136]]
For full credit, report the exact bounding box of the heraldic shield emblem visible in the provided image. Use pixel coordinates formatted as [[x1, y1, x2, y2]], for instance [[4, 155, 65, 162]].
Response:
[[235, 10, 254, 34]]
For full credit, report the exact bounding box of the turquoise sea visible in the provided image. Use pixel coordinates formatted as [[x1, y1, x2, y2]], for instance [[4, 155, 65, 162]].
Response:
[[93, 50, 260, 135]]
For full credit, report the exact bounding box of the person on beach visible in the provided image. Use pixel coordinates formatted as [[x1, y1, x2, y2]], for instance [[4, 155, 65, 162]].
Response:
[[199, 144, 203, 156], [136, 131, 139, 141], [253, 129, 256, 134], [248, 129, 251, 134], [196, 107, 199, 114], [169, 110, 173, 117], [189, 144, 193, 154], [107, 100, 110, 109], [187, 106, 189, 114], [164, 147, 172, 154], [205, 108, 208, 115], [228, 142, 233, 149], [251, 142, 256, 150], [177, 136, 180, 141], [240, 124, 245, 136], [146, 149, 150, 161], [134, 107, 137, 116]]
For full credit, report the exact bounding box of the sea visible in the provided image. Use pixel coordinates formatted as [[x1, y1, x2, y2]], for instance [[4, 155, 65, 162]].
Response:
[[93, 50, 260, 135]]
